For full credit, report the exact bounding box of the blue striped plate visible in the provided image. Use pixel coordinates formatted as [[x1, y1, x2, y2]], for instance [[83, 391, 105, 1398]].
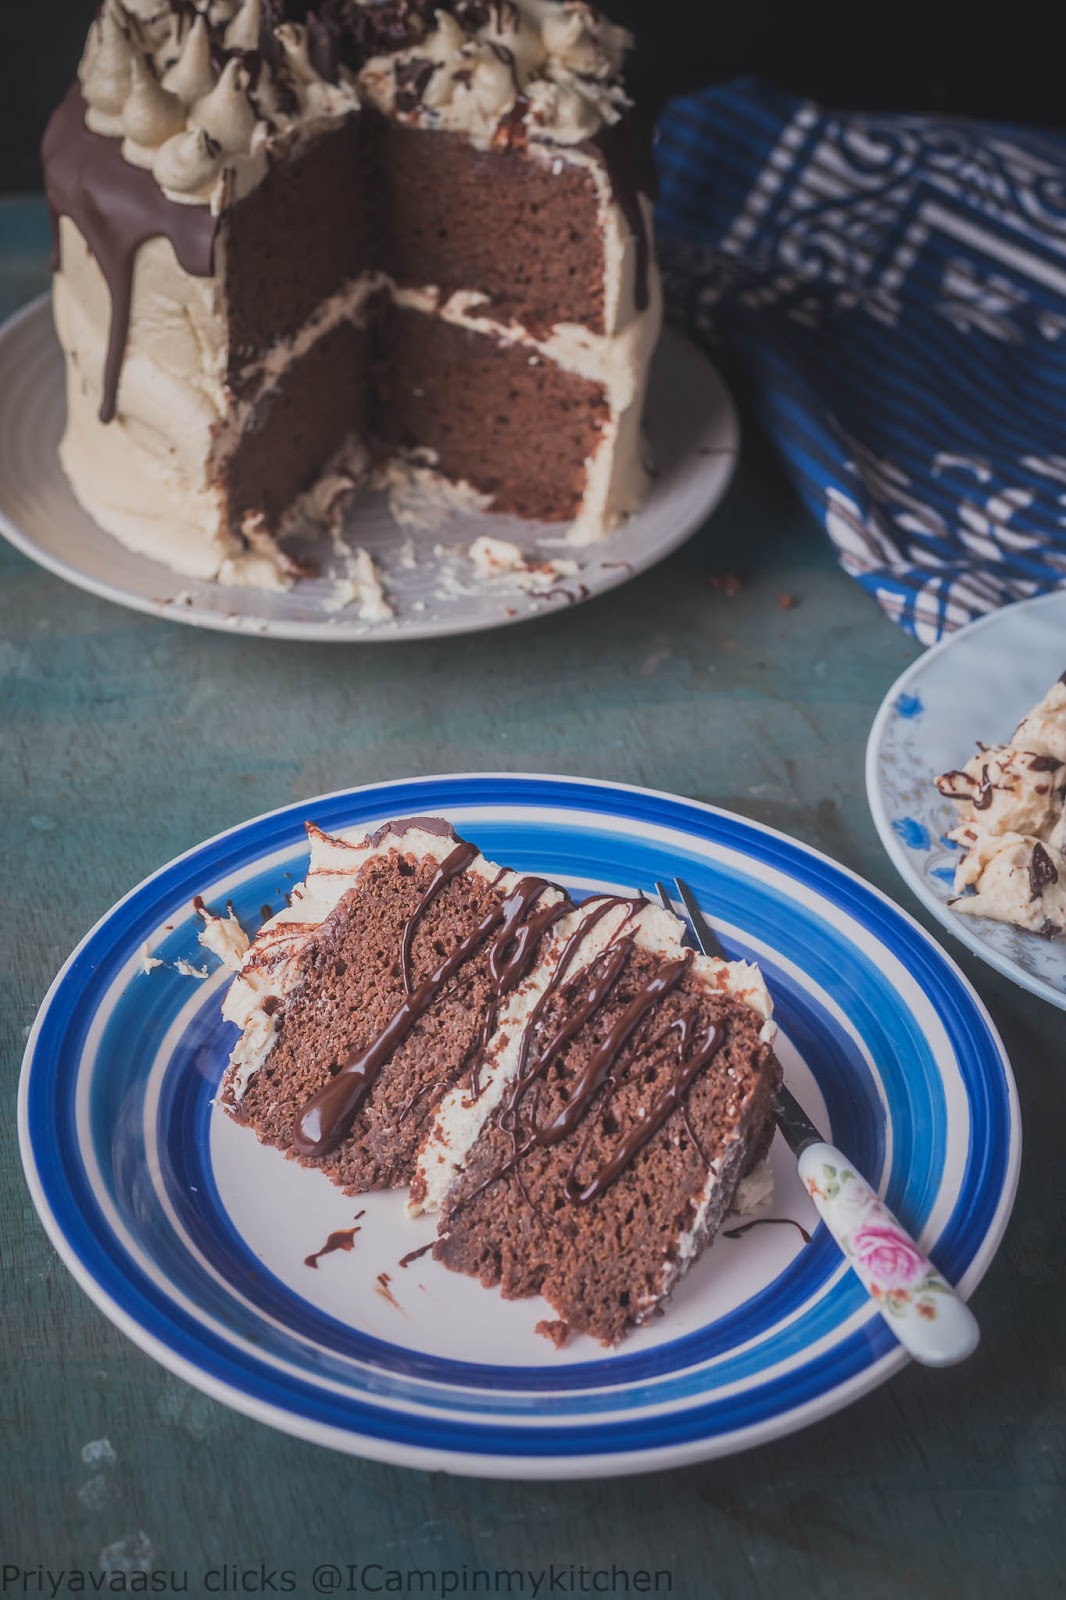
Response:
[[19, 774, 1018, 1478]]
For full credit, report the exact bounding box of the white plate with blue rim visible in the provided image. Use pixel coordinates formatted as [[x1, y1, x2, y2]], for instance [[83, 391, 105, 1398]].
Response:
[[0, 297, 736, 642], [19, 773, 1018, 1478], [866, 590, 1066, 1011]]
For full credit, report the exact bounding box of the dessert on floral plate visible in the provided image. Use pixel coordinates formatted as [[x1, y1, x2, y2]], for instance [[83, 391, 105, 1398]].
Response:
[[867, 589, 1066, 1009]]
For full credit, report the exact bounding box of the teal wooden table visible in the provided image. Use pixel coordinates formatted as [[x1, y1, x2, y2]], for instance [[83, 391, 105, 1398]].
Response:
[[2, 196, 1062, 1598]]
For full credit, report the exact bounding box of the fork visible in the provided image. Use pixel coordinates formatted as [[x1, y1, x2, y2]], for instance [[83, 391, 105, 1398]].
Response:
[[656, 877, 980, 1367]]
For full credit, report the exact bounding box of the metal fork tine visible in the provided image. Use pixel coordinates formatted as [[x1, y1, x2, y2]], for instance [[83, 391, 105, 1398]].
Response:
[[654, 881, 675, 917], [673, 878, 728, 962]]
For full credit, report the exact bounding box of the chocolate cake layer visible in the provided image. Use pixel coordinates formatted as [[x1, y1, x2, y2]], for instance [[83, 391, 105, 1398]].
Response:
[[229, 848, 528, 1192], [435, 944, 780, 1344], [368, 118, 607, 338], [223, 114, 368, 391], [223, 318, 370, 533], [372, 305, 611, 521]]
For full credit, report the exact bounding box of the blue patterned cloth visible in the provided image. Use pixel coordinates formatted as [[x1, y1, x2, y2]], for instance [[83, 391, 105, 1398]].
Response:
[[655, 81, 1066, 643]]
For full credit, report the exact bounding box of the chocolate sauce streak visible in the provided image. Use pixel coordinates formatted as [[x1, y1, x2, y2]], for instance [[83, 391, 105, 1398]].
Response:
[[589, 115, 657, 313], [398, 1240, 435, 1268], [723, 1217, 812, 1245], [1029, 754, 1063, 772], [936, 769, 973, 801], [291, 863, 567, 1158], [394, 56, 437, 114], [42, 88, 217, 424], [467, 880, 570, 1097], [532, 951, 694, 1155], [971, 763, 994, 810], [368, 815, 458, 846], [293, 881, 504, 1158], [1029, 841, 1059, 900], [565, 1013, 722, 1206], [376, 1271, 401, 1307], [304, 1221, 362, 1268], [461, 896, 719, 1209]]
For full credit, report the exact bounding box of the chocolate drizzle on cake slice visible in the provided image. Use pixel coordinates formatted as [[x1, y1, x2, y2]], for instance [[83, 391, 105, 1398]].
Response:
[[420, 893, 780, 1343], [220, 820, 780, 1343], [221, 819, 572, 1191]]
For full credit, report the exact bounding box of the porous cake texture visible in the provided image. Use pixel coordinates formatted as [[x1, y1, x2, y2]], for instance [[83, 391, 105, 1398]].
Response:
[[44, 0, 662, 588], [221, 817, 781, 1344]]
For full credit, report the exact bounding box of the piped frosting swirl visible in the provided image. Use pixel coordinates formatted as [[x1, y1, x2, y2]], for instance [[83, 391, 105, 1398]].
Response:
[[74, 0, 636, 206]]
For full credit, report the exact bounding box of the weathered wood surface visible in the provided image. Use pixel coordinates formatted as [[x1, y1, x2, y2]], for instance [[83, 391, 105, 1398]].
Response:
[[1, 197, 1062, 1598]]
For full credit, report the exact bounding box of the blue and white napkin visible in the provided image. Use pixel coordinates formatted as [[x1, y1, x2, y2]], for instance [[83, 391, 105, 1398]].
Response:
[[655, 80, 1066, 644]]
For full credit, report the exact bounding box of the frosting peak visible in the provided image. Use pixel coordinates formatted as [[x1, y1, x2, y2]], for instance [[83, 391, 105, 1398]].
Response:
[[224, 0, 262, 53], [161, 15, 216, 104], [122, 51, 186, 168], [80, 0, 135, 136], [356, 0, 633, 149], [152, 126, 224, 202], [189, 56, 259, 157]]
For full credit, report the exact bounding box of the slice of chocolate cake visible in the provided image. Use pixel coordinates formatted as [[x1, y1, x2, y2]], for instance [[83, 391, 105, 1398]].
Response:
[[220, 817, 572, 1191], [222, 819, 780, 1344], [413, 894, 780, 1344]]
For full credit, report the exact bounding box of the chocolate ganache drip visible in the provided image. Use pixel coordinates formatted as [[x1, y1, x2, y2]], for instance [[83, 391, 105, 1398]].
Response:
[[43, 87, 217, 424], [455, 896, 739, 1209], [589, 114, 657, 314], [291, 848, 567, 1159]]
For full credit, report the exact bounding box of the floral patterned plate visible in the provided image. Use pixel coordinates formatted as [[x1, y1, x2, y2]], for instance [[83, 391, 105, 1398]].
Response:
[[866, 590, 1066, 1009]]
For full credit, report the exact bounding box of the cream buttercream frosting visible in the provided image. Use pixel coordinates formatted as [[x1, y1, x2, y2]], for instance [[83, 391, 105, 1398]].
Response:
[[411, 895, 776, 1216], [357, 0, 632, 150], [50, 0, 660, 585], [935, 673, 1066, 936]]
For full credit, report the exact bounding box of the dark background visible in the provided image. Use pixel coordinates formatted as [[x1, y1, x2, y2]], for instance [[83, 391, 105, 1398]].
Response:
[[4, 0, 1065, 193]]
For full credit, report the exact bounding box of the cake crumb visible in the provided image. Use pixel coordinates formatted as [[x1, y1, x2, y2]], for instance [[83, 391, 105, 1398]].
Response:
[[536, 1318, 571, 1350], [467, 535, 578, 592], [777, 592, 798, 609], [374, 452, 492, 529], [140, 944, 163, 974], [707, 571, 743, 597], [173, 959, 210, 980], [321, 544, 394, 622]]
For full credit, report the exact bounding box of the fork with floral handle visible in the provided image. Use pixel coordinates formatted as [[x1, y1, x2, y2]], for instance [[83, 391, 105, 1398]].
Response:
[[658, 878, 981, 1367]]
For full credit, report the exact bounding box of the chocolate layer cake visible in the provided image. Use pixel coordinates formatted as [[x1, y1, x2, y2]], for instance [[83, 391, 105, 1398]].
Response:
[[44, 1, 661, 587], [220, 817, 573, 1189], [222, 818, 780, 1344], [414, 892, 781, 1343]]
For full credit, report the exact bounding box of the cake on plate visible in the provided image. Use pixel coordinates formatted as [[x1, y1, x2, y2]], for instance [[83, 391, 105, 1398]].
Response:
[[935, 670, 1066, 936], [43, 0, 661, 589], [220, 816, 781, 1344]]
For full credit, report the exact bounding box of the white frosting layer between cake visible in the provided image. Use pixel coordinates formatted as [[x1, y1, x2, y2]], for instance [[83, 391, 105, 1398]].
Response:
[[53, 0, 660, 582], [53, 228, 382, 582], [221, 822, 566, 1098], [221, 818, 780, 1330], [411, 896, 776, 1216]]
